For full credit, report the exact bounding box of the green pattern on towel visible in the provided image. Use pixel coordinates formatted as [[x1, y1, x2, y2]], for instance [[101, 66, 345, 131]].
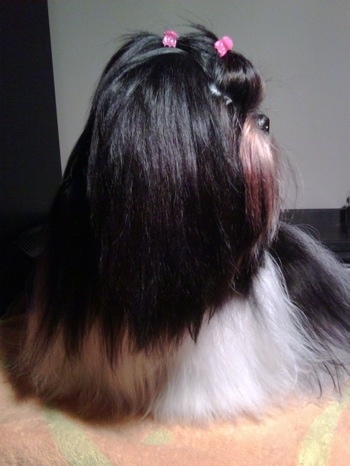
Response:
[[298, 388, 350, 466], [44, 409, 112, 465]]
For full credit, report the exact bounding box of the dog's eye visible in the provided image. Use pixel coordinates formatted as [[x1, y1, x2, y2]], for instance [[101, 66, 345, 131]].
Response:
[[256, 113, 270, 134]]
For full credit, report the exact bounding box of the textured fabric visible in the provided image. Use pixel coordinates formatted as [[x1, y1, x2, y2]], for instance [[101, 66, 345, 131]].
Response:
[[1, 364, 350, 466]]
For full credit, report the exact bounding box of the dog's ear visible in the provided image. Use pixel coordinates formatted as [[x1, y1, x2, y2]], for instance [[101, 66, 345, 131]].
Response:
[[239, 114, 280, 243]]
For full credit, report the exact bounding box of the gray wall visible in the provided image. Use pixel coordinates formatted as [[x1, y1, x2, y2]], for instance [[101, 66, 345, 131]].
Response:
[[48, 0, 350, 208]]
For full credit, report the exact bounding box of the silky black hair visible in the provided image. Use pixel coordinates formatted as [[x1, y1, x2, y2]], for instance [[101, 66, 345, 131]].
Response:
[[271, 223, 350, 342], [31, 26, 275, 361]]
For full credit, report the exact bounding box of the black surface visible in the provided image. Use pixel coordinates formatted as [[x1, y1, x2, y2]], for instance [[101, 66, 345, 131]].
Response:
[[0, 0, 62, 313], [283, 209, 350, 263], [0, 0, 62, 244]]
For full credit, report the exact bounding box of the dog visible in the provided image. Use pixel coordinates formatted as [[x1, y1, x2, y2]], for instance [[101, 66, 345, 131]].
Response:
[[8, 26, 350, 422]]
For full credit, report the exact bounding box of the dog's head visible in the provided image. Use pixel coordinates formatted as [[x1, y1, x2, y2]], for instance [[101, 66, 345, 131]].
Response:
[[33, 27, 281, 359]]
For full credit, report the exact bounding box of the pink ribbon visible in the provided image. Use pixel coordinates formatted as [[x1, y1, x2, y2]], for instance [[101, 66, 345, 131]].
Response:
[[214, 36, 234, 57], [162, 30, 179, 48]]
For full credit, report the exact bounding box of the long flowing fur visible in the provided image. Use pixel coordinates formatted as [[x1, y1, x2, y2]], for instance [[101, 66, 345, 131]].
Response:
[[3, 26, 350, 423]]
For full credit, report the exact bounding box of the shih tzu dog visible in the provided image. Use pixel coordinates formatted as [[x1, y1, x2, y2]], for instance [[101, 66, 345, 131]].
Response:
[[7, 26, 350, 422]]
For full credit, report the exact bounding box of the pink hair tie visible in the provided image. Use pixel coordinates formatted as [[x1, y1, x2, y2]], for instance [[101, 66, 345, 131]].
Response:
[[162, 30, 179, 48], [214, 36, 234, 57]]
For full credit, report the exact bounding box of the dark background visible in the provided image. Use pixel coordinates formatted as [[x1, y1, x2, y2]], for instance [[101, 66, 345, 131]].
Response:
[[0, 0, 62, 312]]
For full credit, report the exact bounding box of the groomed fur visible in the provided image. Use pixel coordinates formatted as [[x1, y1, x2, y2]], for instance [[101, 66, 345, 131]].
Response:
[[5, 26, 350, 422], [17, 226, 350, 421]]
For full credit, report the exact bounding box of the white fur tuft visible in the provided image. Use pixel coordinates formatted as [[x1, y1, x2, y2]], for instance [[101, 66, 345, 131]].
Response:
[[152, 253, 350, 422]]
